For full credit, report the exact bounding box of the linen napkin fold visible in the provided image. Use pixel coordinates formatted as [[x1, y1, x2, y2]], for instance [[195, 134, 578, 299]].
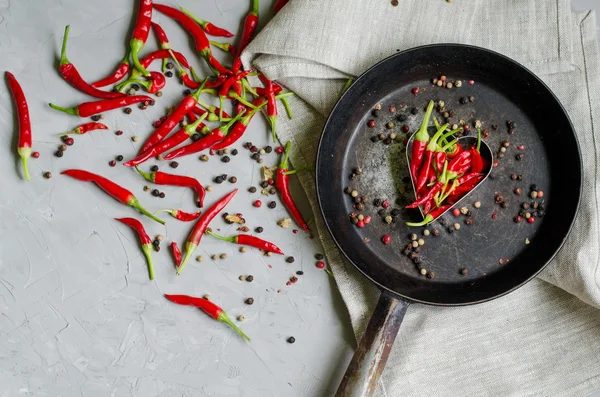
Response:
[[242, 1, 600, 396]]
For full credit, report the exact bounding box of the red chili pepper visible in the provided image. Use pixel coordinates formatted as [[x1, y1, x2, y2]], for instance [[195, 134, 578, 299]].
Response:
[[210, 41, 236, 54], [164, 112, 244, 160], [120, 49, 191, 90], [273, 0, 288, 12], [136, 166, 206, 207], [406, 181, 444, 209], [171, 241, 182, 267], [434, 150, 446, 173], [406, 204, 451, 227], [151, 22, 171, 73], [181, 7, 234, 37], [91, 51, 130, 88], [115, 217, 155, 280], [130, 0, 153, 77], [415, 123, 448, 193], [156, 209, 202, 222], [409, 101, 435, 183], [177, 189, 238, 274], [61, 169, 164, 224], [49, 95, 152, 117], [195, 102, 231, 119], [6, 71, 32, 181], [211, 99, 265, 150], [139, 83, 206, 154], [275, 142, 310, 232], [164, 294, 250, 341], [446, 142, 464, 159], [218, 70, 254, 120], [237, 0, 259, 57], [205, 229, 284, 254], [469, 147, 484, 174], [447, 150, 472, 176], [258, 75, 280, 142], [58, 26, 125, 99], [63, 122, 109, 135], [124, 115, 209, 167]]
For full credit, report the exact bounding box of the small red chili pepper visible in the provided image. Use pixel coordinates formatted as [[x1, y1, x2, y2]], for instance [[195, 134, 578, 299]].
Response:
[[192, 105, 225, 122], [446, 142, 464, 159], [130, 0, 153, 77], [136, 166, 206, 207], [91, 50, 130, 88], [210, 41, 236, 54], [62, 122, 109, 135], [171, 241, 182, 267], [49, 95, 152, 117], [218, 70, 254, 120], [118, 49, 191, 91], [61, 169, 164, 224], [409, 101, 435, 184], [406, 204, 451, 227], [150, 22, 171, 73], [6, 71, 32, 181], [58, 26, 125, 99], [273, 0, 288, 12], [275, 142, 310, 232], [186, 110, 198, 123], [156, 209, 202, 222], [415, 123, 448, 193], [164, 112, 245, 160], [211, 100, 265, 150], [237, 0, 259, 57], [406, 182, 444, 209], [177, 189, 238, 274], [164, 294, 250, 341], [205, 229, 284, 254], [115, 217, 155, 280], [124, 115, 209, 167], [258, 75, 280, 142], [181, 7, 234, 37], [126, 71, 166, 94], [195, 102, 231, 119], [446, 150, 472, 177]]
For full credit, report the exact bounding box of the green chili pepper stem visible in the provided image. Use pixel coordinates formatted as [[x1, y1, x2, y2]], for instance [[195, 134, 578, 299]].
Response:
[[406, 214, 433, 227], [220, 111, 245, 135], [185, 114, 206, 134], [414, 101, 435, 143], [205, 230, 236, 243], [283, 166, 313, 175], [426, 124, 449, 151], [155, 209, 176, 216], [476, 128, 481, 152], [439, 180, 459, 203], [439, 128, 460, 145], [169, 49, 186, 76], [180, 7, 208, 28], [134, 166, 155, 183], [219, 96, 225, 121], [241, 103, 265, 125], [242, 79, 259, 97], [130, 38, 150, 77], [433, 117, 441, 130], [210, 41, 229, 51], [279, 141, 292, 169], [142, 243, 155, 280], [251, 0, 260, 15], [176, 242, 198, 275], [441, 138, 459, 152], [218, 311, 251, 342], [270, 115, 277, 142], [192, 78, 208, 102], [60, 25, 71, 66], [231, 93, 257, 109], [128, 197, 165, 225], [275, 92, 294, 99], [49, 103, 78, 116], [341, 77, 354, 93], [281, 96, 293, 119], [18, 146, 31, 182], [190, 67, 203, 83]]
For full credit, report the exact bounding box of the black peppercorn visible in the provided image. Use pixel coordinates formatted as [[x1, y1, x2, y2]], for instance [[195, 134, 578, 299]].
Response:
[[151, 165, 159, 172], [391, 208, 400, 216], [516, 153, 524, 160], [371, 109, 380, 117], [413, 257, 422, 265], [170, 161, 179, 168], [432, 228, 440, 236], [268, 201, 276, 209], [214, 176, 224, 184], [159, 192, 165, 198], [287, 336, 295, 344], [222, 156, 230, 163], [246, 275, 254, 282], [152, 189, 159, 197], [153, 240, 160, 246], [165, 71, 173, 78], [286, 256, 295, 263], [245, 298, 254, 305], [411, 107, 419, 115], [255, 227, 263, 233], [397, 113, 407, 122], [191, 133, 201, 141]]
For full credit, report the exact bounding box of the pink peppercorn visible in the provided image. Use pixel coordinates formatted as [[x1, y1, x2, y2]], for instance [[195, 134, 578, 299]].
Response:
[[115, 130, 123, 136], [382, 235, 391, 245], [109, 160, 116, 167], [452, 208, 460, 217], [316, 261, 325, 269], [468, 80, 475, 85], [65, 137, 75, 146], [267, 178, 274, 185], [402, 125, 410, 133], [275, 146, 284, 153], [153, 120, 161, 128], [527, 216, 535, 224], [412, 87, 419, 95], [517, 145, 525, 150], [537, 191, 544, 198], [367, 120, 376, 128], [364, 216, 372, 224], [253, 200, 262, 208], [357, 220, 365, 228], [492, 213, 498, 219], [32, 151, 40, 158], [382, 200, 389, 209]]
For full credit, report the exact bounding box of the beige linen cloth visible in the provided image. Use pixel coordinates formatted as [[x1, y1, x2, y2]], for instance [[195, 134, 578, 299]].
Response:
[[242, 1, 600, 395]]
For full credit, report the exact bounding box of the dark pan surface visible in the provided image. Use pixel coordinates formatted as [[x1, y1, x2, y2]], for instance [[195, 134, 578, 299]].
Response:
[[316, 44, 581, 305]]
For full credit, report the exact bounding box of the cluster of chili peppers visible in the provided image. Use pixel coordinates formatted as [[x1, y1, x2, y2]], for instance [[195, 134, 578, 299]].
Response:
[[407, 101, 489, 226]]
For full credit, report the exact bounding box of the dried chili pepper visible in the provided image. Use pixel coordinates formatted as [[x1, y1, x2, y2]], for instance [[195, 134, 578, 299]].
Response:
[[406, 204, 451, 227], [6, 71, 32, 181], [151, 22, 171, 72], [164, 294, 250, 341], [164, 112, 244, 160], [115, 217, 155, 280], [58, 26, 125, 99], [415, 123, 448, 193], [181, 8, 234, 37], [171, 241, 182, 267], [237, 0, 259, 57], [210, 41, 236, 54], [136, 166, 206, 207], [211, 99, 265, 150], [124, 114, 209, 167], [409, 100, 435, 183], [61, 122, 108, 135], [205, 229, 284, 254], [61, 169, 164, 224], [91, 51, 130, 88], [130, 0, 153, 77], [49, 95, 152, 117], [273, 0, 288, 12], [156, 209, 202, 222], [177, 189, 238, 274], [275, 142, 310, 232]]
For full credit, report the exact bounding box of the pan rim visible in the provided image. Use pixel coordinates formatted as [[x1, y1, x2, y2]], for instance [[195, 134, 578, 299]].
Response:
[[315, 43, 583, 306]]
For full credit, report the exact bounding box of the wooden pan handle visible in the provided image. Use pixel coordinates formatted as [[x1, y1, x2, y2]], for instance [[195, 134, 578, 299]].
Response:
[[335, 291, 410, 397]]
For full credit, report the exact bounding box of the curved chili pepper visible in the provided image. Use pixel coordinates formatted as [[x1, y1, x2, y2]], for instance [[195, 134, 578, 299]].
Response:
[[118, 49, 191, 91], [218, 70, 254, 120], [139, 81, 206, 154], [62, 122, 109, 135], [130, 0, 153, 77], [406, 204, 451, 227], [156, 209, 202, 222], [211, 99, 265, 150], [6, 72, 32, 182], [415, 123, 448, 193], [275, 142, 310, 232], [406, 182, 443, 209], [164, 112, 244, 160], [273, 0, 288, 12], [49, 95, 152, 117], [205, 229, 284, 254], [446, 150, 472, 177], [135, 71, 166, 94], [210, 41, 236, 54], [91, 50, 130, 88], [469, 147, 484, 174], [115, 217, 155, 280], [58, 26, 125, 99], [61, 169, 164, 224], [124, 115, 209, 167], [171, 242, 182, 267], [181, 8, 234, 37], [447, 174, 486, 203], [164, 294, 250, 341], [192, 106, 225, 122], [177, 189, 238, 274], [446, 142, 464, 159], [258, 75, 280, 141], [237, 0, 259, 57], [410, 101, 435, 183], [151, 22, 171, 73], [136, 166, 206, 208]]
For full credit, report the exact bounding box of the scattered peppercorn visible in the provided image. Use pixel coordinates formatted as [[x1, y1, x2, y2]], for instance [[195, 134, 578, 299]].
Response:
[[229, 176, 237, 183], [159, 192, 165, 198], [286, 256, 295, 263], [43, 171, 52, 179], [255, 227, 263, 233], [460, 268, 468, 275], [152, 189, 159, 197], [109, 160, 116, 167], [515, 153, 524, 161]]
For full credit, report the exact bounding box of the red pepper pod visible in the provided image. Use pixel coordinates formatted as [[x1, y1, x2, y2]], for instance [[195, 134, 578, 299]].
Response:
[[91, 51, 130, 88], [6, 71, 32, 182], [406, 204, 451, 227], [180, 7, 234, 37], [61, 169, 164, 225], [115, 217, 155, 280], [136, 167, 206, 208], [130, 0, 153, 77], [205, 229, 284, 254], [409, 101, 435, 183], [406, 182, 443, 209], [171, 241, 182, 267], [447, 150, 472, 175], [156, 209, 202, 222], [49, 95, 153, 117], [63, 122, 109, 135], [151, 22, 170, 49], [178, 189, 238, 275], [237, 0, 259, 57], [211, 99, 266, 150], [275, 142, 310, 232], [273, 0, 288, 12], [210, 41, 236, 54]]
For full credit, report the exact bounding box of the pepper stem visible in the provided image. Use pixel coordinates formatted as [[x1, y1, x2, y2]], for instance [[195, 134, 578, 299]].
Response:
[[128, 197, 165, 225], [134, 166, 155, 182], [426, 123, 449, 151], [251, 0, 260, 15], [210, 41, 230, 51], [279, 141, 291, 169], [281, 96, 293, 118], [414, 101, 435, 143], [155, 209, 176, 217], [142, 244, 155, 280], [60, 25, 71, 66], [205, 229, 236, 243], [130, 38, 150, 76], [439, 128, 460, 145], [176, 242, 198, 275], [218, 311, 251, 342], [18, 146, 31, 182], [476, 128, 481, 152], [341, 77, 354, 93], [406, 214, 433, 227], [242, 78, 259, 97], [191, 78, 209, 102], [230, 93, 257, 109], [49, 103, 78, 116], [441, 138, 459, 152], [181, 7, 209, 28], [219, 111, 245, 136], [275, 92, 295, 100], [184, 114, 207, 135]]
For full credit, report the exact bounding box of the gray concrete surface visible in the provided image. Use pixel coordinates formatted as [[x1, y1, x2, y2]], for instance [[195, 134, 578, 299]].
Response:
[[0, 1, 597, 396]]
